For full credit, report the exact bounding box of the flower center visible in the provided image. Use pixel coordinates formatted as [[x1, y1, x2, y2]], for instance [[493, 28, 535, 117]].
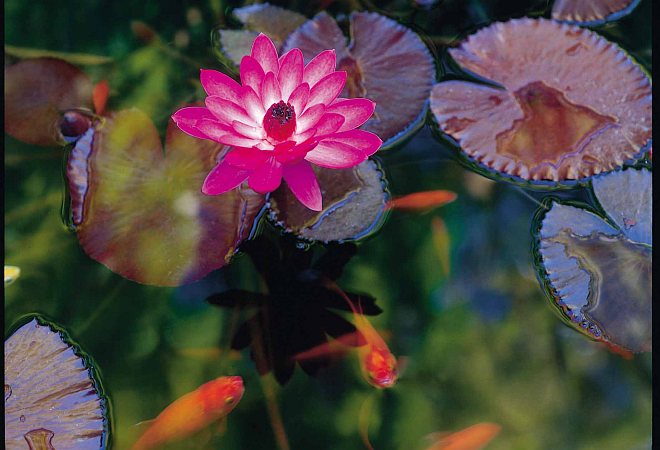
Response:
[[263, 101, 296, 141]]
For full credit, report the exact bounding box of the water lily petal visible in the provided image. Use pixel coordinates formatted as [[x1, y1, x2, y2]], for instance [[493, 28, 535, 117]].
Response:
[[223, 146, 267, 168], [314, 113, 345, 136], [241, 86, 267, 124], [278, 48, 304, 100], [203, 160, 252, 195], [303, 49, 337, 87], [232, 120, 265, 140], [206, 96, 256, 127], [200, 69, 243, 103], [248, 156, 283, 193], [240, 55, 266, 94], [297, 104, 326, 133], [287, 82, 310, 116], [251, 33, 279, 75], [305, 140, 366, 168], [324, 129, 382, 156], [274, 139, 318, 164], [172, 107, 217, 140], [282, 160, 322, 211], [197, 119, 262, 147], [327, 98, 375, 132], [307, 71, 347, 109], [261, 71, 282, 110]]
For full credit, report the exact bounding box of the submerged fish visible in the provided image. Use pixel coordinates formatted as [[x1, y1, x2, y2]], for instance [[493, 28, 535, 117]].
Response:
[[325, 282, 398, 389], [425, 423, 501, 450], [387, 190, 457, 212], [132, 376, 244, 450], [431, 216, 451, 277], [4, 265, 21, 286]]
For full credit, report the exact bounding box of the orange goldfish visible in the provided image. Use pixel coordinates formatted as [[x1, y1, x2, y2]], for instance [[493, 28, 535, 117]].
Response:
[[325, 282, 398, 389], [132, 376, 244, 450], [387, 190, 457, 212], [92, 80, 110, 116], [425, 423, 501, 450]]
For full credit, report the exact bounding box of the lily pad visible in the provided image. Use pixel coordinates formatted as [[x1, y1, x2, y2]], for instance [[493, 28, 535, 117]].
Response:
[[283, 11, 435, 148], [4, 57, 93, 146], [268, 159, 389, 243], [69, 108, 266, 286], [552, 0, 641, 25], [430, 18, 651, 186], [4, 315, 109, 449], [216, 3, 306, 66], [533, 167, 651, 352]]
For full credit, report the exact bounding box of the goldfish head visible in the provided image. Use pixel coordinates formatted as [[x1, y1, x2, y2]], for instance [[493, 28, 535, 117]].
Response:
[[199, 376, 245, 416], [363, 345, 398, 388]]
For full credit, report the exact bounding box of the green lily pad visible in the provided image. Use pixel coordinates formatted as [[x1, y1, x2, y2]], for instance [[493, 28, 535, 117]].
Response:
[[69, 108, 266, 286], [4, 57, 93, 146], [4, 315, 110, 449], [268, 159, 389, 243], [533, 167, 651, 352], [430, 18, 651, 187], [283, 11, 436, 149]]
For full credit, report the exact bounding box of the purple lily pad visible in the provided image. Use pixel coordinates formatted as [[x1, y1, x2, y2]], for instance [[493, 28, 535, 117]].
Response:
[[4, 58, 93, 146], [534, 167, 651, 352], [430, 18, 651, 186], [268, 159, 389, 243], [4, 316, 109, 449], [283, 11, 435, 148], [217, 3, 306, 66], [68, 108, 266, 286], [552, 0, 641, 25]]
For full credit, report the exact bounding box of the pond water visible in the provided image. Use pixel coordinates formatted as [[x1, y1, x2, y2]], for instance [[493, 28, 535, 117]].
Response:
[[4, 1, 651, 449]]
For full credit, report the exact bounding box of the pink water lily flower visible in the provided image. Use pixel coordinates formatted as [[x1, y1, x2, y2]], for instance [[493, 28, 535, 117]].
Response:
[[172, 33, 382, 211]]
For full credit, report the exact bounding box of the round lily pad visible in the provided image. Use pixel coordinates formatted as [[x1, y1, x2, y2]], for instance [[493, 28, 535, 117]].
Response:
[[69, 108, 266, 286], [4, 57, 93, 146], [268, 159, 389, 243], [430, 18, 651, 186], [216, 3, 306, 66], [4, 315, 109, 449], [283, 11, 435, 148], [533, 167, 651, 352], [552, 0, 641, 25]]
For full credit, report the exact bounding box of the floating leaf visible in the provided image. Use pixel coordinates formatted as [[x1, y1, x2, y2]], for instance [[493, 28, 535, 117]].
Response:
[[5, 58, 93, 146], [552, 0, 641, 25], [534, 167, 651, 352], [4, 315, 109, 449], [5, 45, 113, 65], [430, 18, 651, 186], [4, 266, 21, 287], [268, 159, 389, 243], [69, 108, 265, 286], [283, 11, 435, 148], [216, 3, 306, 66]]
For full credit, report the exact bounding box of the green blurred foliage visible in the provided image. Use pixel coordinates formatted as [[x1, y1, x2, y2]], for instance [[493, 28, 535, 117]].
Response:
[[4, 1, 651, 449]]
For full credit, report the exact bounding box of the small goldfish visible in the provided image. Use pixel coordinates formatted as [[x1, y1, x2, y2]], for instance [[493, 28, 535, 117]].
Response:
[[92, 80, 110, 116], [132, 376, 244, 450], [4, 265, 21, 286], [387, 190, 457, 212], [326, 282, 398, 389], [431, 216, 451, 277], [425, 423, 501, 450]]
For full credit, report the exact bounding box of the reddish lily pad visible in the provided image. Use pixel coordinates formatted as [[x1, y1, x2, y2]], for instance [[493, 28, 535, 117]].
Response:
[[430, 18, 651, 186], [283, 11, 435, 148], [5, 315, 109, 449], [533, 167, 651, 352], [217, 3, 306, 66], [69, 108, 265, 286], [4, 57, 93, 146], [552, 0, 641, 25], [268, 159, 389, 243]]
